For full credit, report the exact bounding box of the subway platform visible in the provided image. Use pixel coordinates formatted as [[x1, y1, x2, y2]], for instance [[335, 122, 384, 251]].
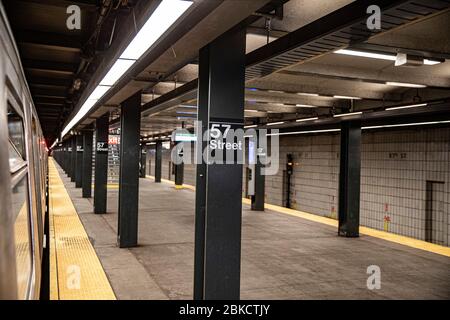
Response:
[[49, 158, 450, 300]]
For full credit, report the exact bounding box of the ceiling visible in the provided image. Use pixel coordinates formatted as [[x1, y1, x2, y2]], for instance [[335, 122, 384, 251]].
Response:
[[3, 0, 147, 145], [130, 0, 450, 140], [3, 0, 450, 144]]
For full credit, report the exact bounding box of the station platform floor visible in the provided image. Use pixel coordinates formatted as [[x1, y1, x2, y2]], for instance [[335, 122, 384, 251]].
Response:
[[50, 159, 450, 300]]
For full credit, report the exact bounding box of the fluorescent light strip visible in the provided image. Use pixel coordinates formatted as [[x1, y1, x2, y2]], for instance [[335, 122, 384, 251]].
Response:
[[363, 120, 450, 130], [334, 49, 396, 61], [99, 59, 136, 86], [120, 0, 193, 60], [296, 104, 316, 108], [267, 129, 340, 136], [296, 117, 319, 122], [62, 0, 193, 138], [423, 59, 442, 65], [333, 95, 362, 100], [176, 111, 197, 115], [245, 109, 260, 113], [333, 111, 363, 118], [90, 85, 112, 100], [386, 103, 427, 111], [386, 81, 426, 88], [267, 121, 284, 126], [297, 92, 319, 97], [244, 124, 257, 128]]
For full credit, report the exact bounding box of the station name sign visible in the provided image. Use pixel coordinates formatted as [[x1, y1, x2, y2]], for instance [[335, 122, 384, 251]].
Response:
[[96, 142, 108, 153]]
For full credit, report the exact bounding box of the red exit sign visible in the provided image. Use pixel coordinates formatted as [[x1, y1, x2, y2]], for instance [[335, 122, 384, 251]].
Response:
[[109, 135, 120, 145]]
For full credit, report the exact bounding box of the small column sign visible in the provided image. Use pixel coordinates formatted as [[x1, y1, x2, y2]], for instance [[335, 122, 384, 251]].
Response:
[[208, 120, 243, 164], [77, 145, 84, 152], [96, 142, 108, 154]]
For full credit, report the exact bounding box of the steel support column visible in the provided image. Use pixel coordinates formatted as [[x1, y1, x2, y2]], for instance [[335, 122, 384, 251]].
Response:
[[251, 160, 265, 211], [140, 146, 146, 178], [75, 135, 83, 188], [94, 115, 109, 214], [118, 92, 141, 248], [70, 136, 76, 182], [82, 130, 93, 198], [193, 28, 246, 300], [155, 140, 162, 183], [174, 143, 184, 187], [338, 120, 361, 237], [63, 142, 68, 173]]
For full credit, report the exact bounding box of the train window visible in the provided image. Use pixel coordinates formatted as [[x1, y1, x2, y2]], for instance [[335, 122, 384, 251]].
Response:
[[7, 103, 26, 159], [11, 169, 32, 299]]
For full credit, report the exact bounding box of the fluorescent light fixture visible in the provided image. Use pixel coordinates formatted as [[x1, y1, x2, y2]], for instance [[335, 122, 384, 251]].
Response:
[[363, 120, 450, 130], [268, 90, 284, 93], [120, 0, 193, 60], [334, 49, 396, 61], [146, 142, 156, 145], [423, 59, 442, 65], [176, 111, 197, 115], [99, 59, 136, 86], [333, 111, 363, 118], [62, 99, 98, 137], [386, 82, 426, 88], [296, 104, 316, 108], [245, 109, 260, 112], [296, 117, 319, 122], [50, 139, 59, 149], [89, 85, 111, 100], [177, 116, 196, 120], [333, 95, 362, 100], [297, 92, 319, 97], [267, 121, 284, 126], [385, 103, 427, 111], [179, 105, 197, 109], [267, 129, 340, 136], [62, 0, 192, 138], [244, 124, 257, 128]]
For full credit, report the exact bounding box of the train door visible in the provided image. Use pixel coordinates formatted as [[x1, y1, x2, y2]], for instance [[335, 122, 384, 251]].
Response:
[[425, 181, 447, 245]]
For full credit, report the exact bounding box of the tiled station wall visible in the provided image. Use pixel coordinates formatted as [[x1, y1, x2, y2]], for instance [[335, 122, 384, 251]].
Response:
[[146, 127, 449, 246], [262, 127, 449, 246]]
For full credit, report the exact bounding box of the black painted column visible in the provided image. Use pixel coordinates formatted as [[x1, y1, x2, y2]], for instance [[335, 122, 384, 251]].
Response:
[[75, 135, 83, 188], [140, 146, 146, 178], [251, 159, 265, 211], [118, 92, 141, 248], [193, 28, 246, 300], [94, 115, 109, 214], [155, 141, 162, 183], [82, 130, 93, 198], [174, 142, 184, 187], [71, 136, 76, 182], [338, 120, 361, 237], [66, 140, 72, 176], [62, 142, 67, 173]]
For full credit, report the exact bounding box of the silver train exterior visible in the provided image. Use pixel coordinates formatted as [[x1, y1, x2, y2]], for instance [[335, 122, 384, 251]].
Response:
[[0, 2, 49, 300]]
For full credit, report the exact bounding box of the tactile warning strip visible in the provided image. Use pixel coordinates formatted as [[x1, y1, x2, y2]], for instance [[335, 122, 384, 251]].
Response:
[[49, 158, 116, 300]]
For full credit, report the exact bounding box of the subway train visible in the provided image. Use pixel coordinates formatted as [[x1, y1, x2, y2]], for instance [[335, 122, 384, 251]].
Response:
[[0, 3, 49, 299]]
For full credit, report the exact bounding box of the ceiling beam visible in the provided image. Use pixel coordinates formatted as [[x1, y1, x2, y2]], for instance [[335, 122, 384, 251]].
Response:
[[23, 59, 76, 75], [15, 30, 82, 52]]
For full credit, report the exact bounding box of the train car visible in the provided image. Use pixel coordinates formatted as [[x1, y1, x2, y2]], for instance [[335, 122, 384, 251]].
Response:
[[0, 2, 49, 300]]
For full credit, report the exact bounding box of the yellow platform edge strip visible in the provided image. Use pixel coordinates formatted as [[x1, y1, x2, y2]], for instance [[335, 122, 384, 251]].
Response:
[[147, 175, 450, 257], [49, 158, 116, 300]]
